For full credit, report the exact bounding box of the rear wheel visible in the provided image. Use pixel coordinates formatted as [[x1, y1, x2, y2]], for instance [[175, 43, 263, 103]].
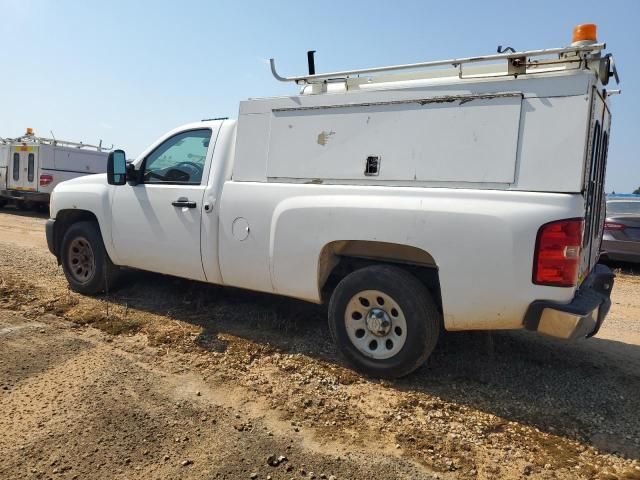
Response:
[[328, 265, 441, 378], [60, 221, 119, 295]]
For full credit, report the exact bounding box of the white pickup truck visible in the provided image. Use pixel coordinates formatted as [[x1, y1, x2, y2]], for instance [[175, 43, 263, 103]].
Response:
[[46, 25, 618, 377]]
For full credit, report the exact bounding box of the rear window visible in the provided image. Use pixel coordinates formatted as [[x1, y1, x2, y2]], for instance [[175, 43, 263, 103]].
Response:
[[607, 201, 640, 215], [27, 153, 34, 182], [12, 153, 19, 181]]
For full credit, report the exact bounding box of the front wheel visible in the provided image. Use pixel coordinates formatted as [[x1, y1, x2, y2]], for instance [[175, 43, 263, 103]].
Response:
[[328, 265, 441, 378], [60, 221, 120, 295]]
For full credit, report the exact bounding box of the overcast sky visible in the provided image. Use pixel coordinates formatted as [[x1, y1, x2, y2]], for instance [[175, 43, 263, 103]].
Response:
[[1, 0, 638, 191]]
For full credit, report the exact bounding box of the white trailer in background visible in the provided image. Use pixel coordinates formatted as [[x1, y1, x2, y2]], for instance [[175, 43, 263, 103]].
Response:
[[0, 129, 111, 209], [0, 142, 9, 200]]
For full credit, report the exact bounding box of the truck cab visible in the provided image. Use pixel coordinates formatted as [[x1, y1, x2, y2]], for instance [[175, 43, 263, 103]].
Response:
[[108, 120, 235, 283]]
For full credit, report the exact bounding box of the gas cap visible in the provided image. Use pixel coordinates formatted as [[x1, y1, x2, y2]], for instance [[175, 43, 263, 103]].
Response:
[[232, 217, 250, 241]]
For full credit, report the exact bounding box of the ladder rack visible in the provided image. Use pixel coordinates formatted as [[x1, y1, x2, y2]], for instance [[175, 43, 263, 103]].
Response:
[[6, 135, 112, 152], [270, 43, 607, 85]]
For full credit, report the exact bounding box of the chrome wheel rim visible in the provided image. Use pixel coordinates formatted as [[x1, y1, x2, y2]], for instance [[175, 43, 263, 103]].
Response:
[[345, 290, 407, 360], [67, 236, 96, 284]]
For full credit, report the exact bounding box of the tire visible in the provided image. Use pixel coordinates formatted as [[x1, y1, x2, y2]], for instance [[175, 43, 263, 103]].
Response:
[[0, 198, 7, 208], [60, 220, 120, 295], [328, 265, 441, 378]]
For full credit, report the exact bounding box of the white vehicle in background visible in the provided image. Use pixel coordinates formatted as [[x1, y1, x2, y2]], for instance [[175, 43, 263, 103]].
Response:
[[47, 25, 619, 378], [0, 129, 110, 210]]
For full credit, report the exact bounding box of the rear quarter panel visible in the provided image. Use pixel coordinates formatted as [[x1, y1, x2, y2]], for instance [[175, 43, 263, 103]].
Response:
[[219, 183, 585, 331]]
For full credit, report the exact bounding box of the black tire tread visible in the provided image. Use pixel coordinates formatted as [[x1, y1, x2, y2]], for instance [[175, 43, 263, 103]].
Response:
[[60, 220, 119, 295], [328, 264, 440, 378]]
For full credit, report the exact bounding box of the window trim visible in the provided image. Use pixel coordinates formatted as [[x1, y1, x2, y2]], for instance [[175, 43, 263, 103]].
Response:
[[140, 128, 213, 186], [592, 129, 609, 234], [12, 153, 19, 181], [584, 120, 601, 244], [27, 153, 35, 183]]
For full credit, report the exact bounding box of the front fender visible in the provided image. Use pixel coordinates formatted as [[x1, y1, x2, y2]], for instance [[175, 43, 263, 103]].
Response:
[[50, 177, 118, 264]]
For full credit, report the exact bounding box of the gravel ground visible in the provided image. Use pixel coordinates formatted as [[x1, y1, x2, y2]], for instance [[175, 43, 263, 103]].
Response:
[[0, 208, 639, 480]]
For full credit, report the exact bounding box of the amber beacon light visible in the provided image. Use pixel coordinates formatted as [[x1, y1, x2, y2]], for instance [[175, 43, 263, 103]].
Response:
[[571, 23, 597, 44]]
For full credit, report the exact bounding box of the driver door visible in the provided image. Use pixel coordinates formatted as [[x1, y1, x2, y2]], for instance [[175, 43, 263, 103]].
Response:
[[111, 128, 216, 281]]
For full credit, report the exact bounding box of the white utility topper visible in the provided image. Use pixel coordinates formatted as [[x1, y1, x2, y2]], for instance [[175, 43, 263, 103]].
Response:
[[47, 24, 619, 377], [0, 129, 110, 209]]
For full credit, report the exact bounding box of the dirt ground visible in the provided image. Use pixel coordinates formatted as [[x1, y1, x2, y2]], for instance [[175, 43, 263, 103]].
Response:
[[0, 206, 639, 480]]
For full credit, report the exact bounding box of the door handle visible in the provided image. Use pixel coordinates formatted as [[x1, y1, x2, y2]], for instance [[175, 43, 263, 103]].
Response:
[[172, 197, 196, 208]]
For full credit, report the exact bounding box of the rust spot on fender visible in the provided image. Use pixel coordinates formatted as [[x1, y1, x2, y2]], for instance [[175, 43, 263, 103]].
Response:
[[317, 131, 335, 146]]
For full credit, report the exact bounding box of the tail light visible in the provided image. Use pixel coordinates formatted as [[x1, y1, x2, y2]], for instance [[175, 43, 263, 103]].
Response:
[[533, 218, 584, 287], [604, 222, 625, 231], [39, 174, 53, 186]]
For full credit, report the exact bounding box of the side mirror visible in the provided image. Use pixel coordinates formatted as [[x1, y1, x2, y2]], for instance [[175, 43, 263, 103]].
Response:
[[107, 150, 127, 185]]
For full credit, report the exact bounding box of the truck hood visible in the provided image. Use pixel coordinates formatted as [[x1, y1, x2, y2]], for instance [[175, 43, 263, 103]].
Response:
[[54, 173, 109, 189], [49, 173, 112, 220]]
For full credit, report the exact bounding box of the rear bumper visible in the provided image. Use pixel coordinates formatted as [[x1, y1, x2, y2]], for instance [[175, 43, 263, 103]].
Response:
[[0, 190, 49, 203], [524, 264, 614, 340]]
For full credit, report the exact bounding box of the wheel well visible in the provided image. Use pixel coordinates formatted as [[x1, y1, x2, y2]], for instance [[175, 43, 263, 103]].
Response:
[[319, 240, 442, 313], [53, 210, 100, 259]]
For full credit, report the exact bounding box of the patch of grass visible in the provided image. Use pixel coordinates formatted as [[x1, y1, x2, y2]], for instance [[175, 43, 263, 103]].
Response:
[[0, 278, 37, 309], [146, 327, 190, 347], [527, 429, 590, 471], [43, 294, 79, 316], [0, 277, 79, 318], [621, 468, 640, 480], [71, 310, 143, 335]]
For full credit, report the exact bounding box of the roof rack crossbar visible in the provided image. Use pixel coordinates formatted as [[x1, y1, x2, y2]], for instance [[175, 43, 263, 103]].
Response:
[[4, 135, 113, 152], [269, 43, 606, 84]]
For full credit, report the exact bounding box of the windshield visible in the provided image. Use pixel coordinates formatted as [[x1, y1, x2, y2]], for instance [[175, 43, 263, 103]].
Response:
[[607, 201, 640, 215]]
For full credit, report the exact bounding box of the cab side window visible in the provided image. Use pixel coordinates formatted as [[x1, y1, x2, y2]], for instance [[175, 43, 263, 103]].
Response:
[[142, 129, 211, 185]]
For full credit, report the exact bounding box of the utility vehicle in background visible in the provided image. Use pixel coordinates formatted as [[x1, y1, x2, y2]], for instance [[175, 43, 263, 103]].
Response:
[[46, 24, 619, 377], [0, 129, 110, 210]]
